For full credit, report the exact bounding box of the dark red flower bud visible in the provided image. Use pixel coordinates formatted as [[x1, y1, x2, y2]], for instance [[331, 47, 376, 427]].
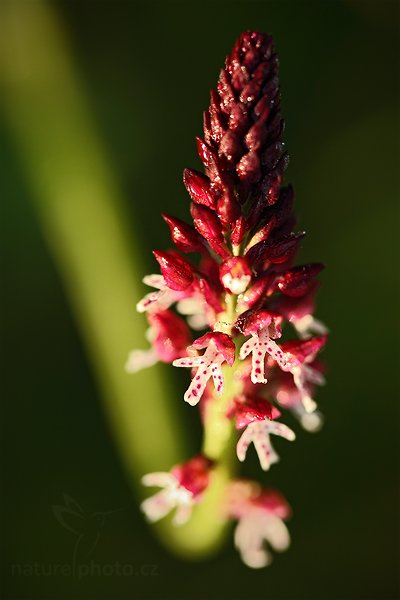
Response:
[[209, 89, 226, 144], [265, 231, 305, 264], [199, 278, 224, 313], [190, 203, 230, 258], [240, 78, 263, 106], [217, 69, 236, 114], [236, 271, 276, 311], [228, 102, 249, 136], [269, 184, 294, 229], [203, 110, 213, 146], [259, 166, 285, 207], [215, 181, 241, 225], [198, 252, 221, 286], [183, 168, 215, 208], [253, 94, 269, 117], [153, 250, 194, 291], [196, 136, 218, 168], [218, 130, 243, 167], [231, 215, 247, 245], [236, 151, 261, 183], [245, 221, 275, 252], [245, 117, 268, 152], [192, 331, 236, 366], [162, 213, 204, 253], [261, 141, 286, 171], [220, 257, 252, 294], [275, 263, 324, 297], [246, 231, 305, 273]]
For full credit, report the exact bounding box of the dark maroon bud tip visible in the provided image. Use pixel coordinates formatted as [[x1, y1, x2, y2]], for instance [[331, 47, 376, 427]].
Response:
[[190, 203, 230, 259], [161, 213, 204, 253], [153, 250, 194, 291], [281, 334, 328, 363], [236, 151, 261, 183], [247, 231, 306, 272], [275, 263, 324, 297], [183, 168, 215, 208]]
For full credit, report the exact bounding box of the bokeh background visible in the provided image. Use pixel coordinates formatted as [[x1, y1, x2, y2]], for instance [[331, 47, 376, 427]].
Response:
[[1, 1, 399, 599]]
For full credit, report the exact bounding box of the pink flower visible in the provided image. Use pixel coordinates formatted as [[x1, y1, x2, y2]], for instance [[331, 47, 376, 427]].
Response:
[[273, 291, 329, 339], [173, 332, 235, 405], [231, 396, 295, 470], [136, 274, 181, 314], [238, 311, 287, 384], [273, 370, 324, 431], [125, 309, 191, 373], [279, 336, 328, 413], [226, 480, 291, 568], [141, 455, 213, 525]]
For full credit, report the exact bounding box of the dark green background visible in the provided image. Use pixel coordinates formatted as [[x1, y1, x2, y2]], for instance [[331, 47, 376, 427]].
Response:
[[1, 1, 399, 599]]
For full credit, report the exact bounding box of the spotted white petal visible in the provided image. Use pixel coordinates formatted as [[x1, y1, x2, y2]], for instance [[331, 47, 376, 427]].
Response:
[[236, 420, 295, 471], [172, 357, 206, 368], [173, 341, 229, 405], [239, 336, 256, 359]]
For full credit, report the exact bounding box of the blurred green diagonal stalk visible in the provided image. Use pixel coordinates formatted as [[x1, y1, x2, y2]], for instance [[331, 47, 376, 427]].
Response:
[[0, 0, 232, 557]]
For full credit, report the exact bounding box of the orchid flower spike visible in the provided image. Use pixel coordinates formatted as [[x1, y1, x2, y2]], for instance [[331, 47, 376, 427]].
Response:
[[130, 30, 328, 568]]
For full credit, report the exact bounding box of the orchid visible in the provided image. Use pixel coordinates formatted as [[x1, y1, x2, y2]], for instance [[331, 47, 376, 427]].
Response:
[[129, 31, 328, 567]]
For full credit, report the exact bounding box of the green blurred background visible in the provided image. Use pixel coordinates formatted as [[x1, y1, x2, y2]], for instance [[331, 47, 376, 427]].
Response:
[[1, 1, 399, 598]]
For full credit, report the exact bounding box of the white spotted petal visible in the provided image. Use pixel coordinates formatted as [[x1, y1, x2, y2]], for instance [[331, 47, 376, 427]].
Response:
[[236, 420, 296, 471], [173, 340, 227, 406]]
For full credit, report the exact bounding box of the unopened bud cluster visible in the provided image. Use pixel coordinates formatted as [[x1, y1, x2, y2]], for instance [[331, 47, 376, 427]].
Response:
[[127, 31, 328, 568]]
